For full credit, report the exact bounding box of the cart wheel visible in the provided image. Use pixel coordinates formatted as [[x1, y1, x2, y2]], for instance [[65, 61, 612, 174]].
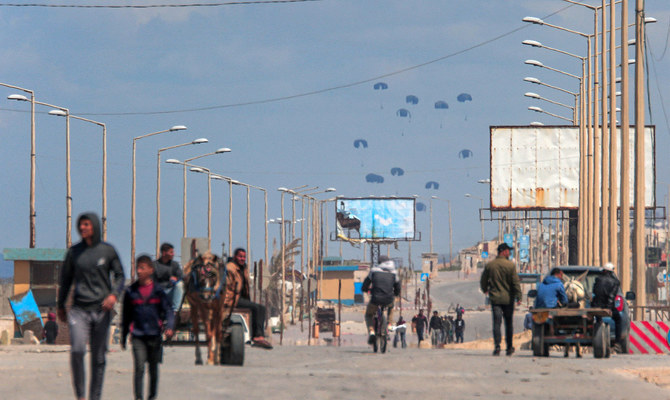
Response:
[[593, 322, 608, 359], [221, 323, 244, 366], [532, 323, 549, 357], [619, 330, 630, 354], [604, 325, 612, 358]]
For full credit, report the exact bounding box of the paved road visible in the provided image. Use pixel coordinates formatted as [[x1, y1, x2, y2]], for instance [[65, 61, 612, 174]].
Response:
[[2, 344, 669, 399]]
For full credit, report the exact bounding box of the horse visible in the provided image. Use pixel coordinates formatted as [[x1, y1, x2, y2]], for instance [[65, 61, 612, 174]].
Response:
[[183, 251, 226, 365]]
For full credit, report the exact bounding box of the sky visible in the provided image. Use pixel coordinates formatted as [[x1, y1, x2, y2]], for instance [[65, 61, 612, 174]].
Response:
[[1, 0, 669, 275]]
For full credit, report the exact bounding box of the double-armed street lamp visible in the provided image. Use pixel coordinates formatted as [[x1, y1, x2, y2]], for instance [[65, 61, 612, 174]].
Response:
[[8, 94, 73, 246], [49, 111, 108, 240], [1, 83, 36, 247], [155, 138, 208, 255], [165, 147, 231, 239], [131, 125, 187, 278]]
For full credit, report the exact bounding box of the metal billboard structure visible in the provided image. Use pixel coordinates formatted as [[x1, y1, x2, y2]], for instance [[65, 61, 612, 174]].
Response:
[[490, 126, 656, 210], [335, 197, 416, 241]]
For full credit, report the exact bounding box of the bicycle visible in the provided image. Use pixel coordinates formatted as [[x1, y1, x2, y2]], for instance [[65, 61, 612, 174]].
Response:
[[372, 304, 390, 353]]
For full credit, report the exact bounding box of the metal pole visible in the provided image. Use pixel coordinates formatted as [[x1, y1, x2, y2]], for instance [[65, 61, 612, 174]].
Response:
[[608, 0, 619, 266], [101, 124, 107, 240], [632, 0, 646, 320], [182, 164, 187, 238], [430, 197, 434, 253], [156, 151, 162, 256], [280, 191, 285, 345], [620, 0, 632, 292], [592, 11, 602, 266], [207, 171, 212, 249], [30, 92, 35, 247], [65, 113, 72, 247], [229, 180, 233, 255], [132, 138, 137, 276], [600, 0, 610, 264]]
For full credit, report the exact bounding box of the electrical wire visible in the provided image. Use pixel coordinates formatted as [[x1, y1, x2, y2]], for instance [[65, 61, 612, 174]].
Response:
[[0, 0, 320, 8], [69, 4, 575, 117]]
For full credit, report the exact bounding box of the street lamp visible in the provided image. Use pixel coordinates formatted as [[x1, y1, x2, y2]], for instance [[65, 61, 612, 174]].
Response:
[[9, 94, 72, 246], [131, 125, 186, 278], [167, 148, 231, 239], [1, 83, 35, 247], [528, 106, 573, 123], [156, 138, 208, 255], [49, 110, 108, 240], [524, 92, 576, 121], [190, 166, 214, 249], [465, 193, 485, 244]]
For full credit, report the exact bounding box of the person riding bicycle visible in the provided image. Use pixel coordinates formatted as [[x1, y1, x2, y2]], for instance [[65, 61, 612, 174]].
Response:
[[362, 256, 401, 345]]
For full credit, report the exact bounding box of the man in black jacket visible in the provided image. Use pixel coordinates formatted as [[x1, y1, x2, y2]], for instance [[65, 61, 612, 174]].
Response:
[[592, 262, 622, 345], [362, 256, 401, 345], [58, 212, 125, 400], [429, 311, 443, 346]]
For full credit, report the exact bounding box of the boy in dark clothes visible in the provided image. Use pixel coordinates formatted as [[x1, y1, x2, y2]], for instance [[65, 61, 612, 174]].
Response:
[[43, 312, 59, 344], [122, 255, 175, 400]]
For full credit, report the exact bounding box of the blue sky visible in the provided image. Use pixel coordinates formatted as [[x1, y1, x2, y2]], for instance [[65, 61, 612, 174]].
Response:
[[1, 0, 669, 274]]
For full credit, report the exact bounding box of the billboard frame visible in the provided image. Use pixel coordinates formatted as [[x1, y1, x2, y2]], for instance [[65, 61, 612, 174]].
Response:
[[334, 197, 418, 242]]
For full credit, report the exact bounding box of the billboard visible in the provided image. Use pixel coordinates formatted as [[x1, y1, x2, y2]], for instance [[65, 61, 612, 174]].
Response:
[[335, 197, 415, 240], [490, 126, 656, 210]]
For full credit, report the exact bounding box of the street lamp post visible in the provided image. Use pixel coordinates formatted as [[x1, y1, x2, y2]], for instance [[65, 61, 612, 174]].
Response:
[[190, 166, 214, 249], [131, 125, 187, 278], [465, 193, 485, 244], [49, 111, 108, 240], [8, 95, 72, 246], [168, 148, 231, 239], [528, 106, 574, 123], [1, 83, 35, 247], [156, 138, 208, 256]]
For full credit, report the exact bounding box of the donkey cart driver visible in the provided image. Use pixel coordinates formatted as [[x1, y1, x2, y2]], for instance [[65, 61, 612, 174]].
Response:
[[362, 256, 401, 345], [224, 248, 272, 349]]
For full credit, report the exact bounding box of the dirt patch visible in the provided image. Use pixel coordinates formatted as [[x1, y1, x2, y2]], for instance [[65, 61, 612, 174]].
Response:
[[444, 330, 532, 350], [617, 368, 670, 390]]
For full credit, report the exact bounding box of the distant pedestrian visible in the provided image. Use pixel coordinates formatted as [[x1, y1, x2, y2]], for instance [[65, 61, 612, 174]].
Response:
[[480, 243, 521, 356], [447, 316, 455, 343], [412, 309, 428, 347], [43, 312, 58, 344], [393, 316, 407, 349], [58, 212, 125, 400], [429, 311, 442, 347], [440, 315, 448, 345], [454, 314, 465, 343], [122, 255, 175, 400]]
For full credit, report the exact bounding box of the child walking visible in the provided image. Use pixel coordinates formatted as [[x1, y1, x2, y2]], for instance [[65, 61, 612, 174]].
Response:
[[122, 255, 175, 400]]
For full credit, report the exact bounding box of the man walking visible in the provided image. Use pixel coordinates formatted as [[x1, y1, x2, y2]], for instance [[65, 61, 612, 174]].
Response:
[[592, 262, 622, 350], [480, 243, 521, 356], [153, 242, 184, 312], [429, 311, 442, 347], [58, 212, 125, 400], [411, 309, 428, 347], [454, 313, 465, 343]]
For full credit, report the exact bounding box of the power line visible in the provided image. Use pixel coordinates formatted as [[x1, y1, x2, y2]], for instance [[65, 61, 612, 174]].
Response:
[[73, 4, 575, 117], [0, 0, 320, 8]]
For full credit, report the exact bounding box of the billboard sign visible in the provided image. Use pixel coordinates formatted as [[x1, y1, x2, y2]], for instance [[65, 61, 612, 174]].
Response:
[[490, 126, 655, 209], [336, 197, 415, 240]]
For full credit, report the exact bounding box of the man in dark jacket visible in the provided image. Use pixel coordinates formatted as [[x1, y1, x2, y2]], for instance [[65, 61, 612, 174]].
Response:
[[153, 242, 184, 311], [58, 212, 125, 400], [362, 256, 401, 345], [480, 243, 522, 356], [429, 311, 443, 346], [454, 313, 465, 343], [535, 268, 569, 308], [412, 309, 428, 346], [592, 262, 622, 344]]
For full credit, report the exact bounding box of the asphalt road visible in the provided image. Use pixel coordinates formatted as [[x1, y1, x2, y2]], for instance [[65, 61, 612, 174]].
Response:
[[2, 343, 669, 400]]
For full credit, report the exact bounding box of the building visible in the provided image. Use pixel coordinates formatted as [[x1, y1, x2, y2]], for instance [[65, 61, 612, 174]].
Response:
[[3, 248, 66, 310], [316, 256, 366, 305]]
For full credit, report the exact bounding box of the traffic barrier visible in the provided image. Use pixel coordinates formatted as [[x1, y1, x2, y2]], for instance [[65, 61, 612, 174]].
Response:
[[629, 321, 670, 354]]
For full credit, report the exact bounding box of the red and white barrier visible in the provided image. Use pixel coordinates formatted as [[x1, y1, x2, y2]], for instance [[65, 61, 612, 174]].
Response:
[[629, 321, 670, 354]]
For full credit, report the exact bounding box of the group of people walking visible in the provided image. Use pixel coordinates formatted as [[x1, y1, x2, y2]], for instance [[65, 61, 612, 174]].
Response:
[[56, 211, 268, 400]]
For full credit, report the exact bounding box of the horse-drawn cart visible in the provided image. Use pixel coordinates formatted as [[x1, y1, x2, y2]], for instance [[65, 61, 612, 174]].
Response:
[[530, 307, 612, 358]]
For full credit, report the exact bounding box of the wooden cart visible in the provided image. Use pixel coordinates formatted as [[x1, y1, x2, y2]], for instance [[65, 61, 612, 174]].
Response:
[[531, 307, 612, 358]]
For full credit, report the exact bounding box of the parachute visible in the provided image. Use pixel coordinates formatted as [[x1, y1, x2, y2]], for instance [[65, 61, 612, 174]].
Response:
[[405, 95, 419, 105], [353, 139, 368, 149], [365, 173, 384, 183], [457, 93, 473, 102], [416, 202, 427, 212], [373, 82, 388, 90], [425, 181, 439, 190], [434, 101, 449, 109], [458, 149, 473, 159], [396, 108, 411, 118], [390, 167, 404, 176]]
